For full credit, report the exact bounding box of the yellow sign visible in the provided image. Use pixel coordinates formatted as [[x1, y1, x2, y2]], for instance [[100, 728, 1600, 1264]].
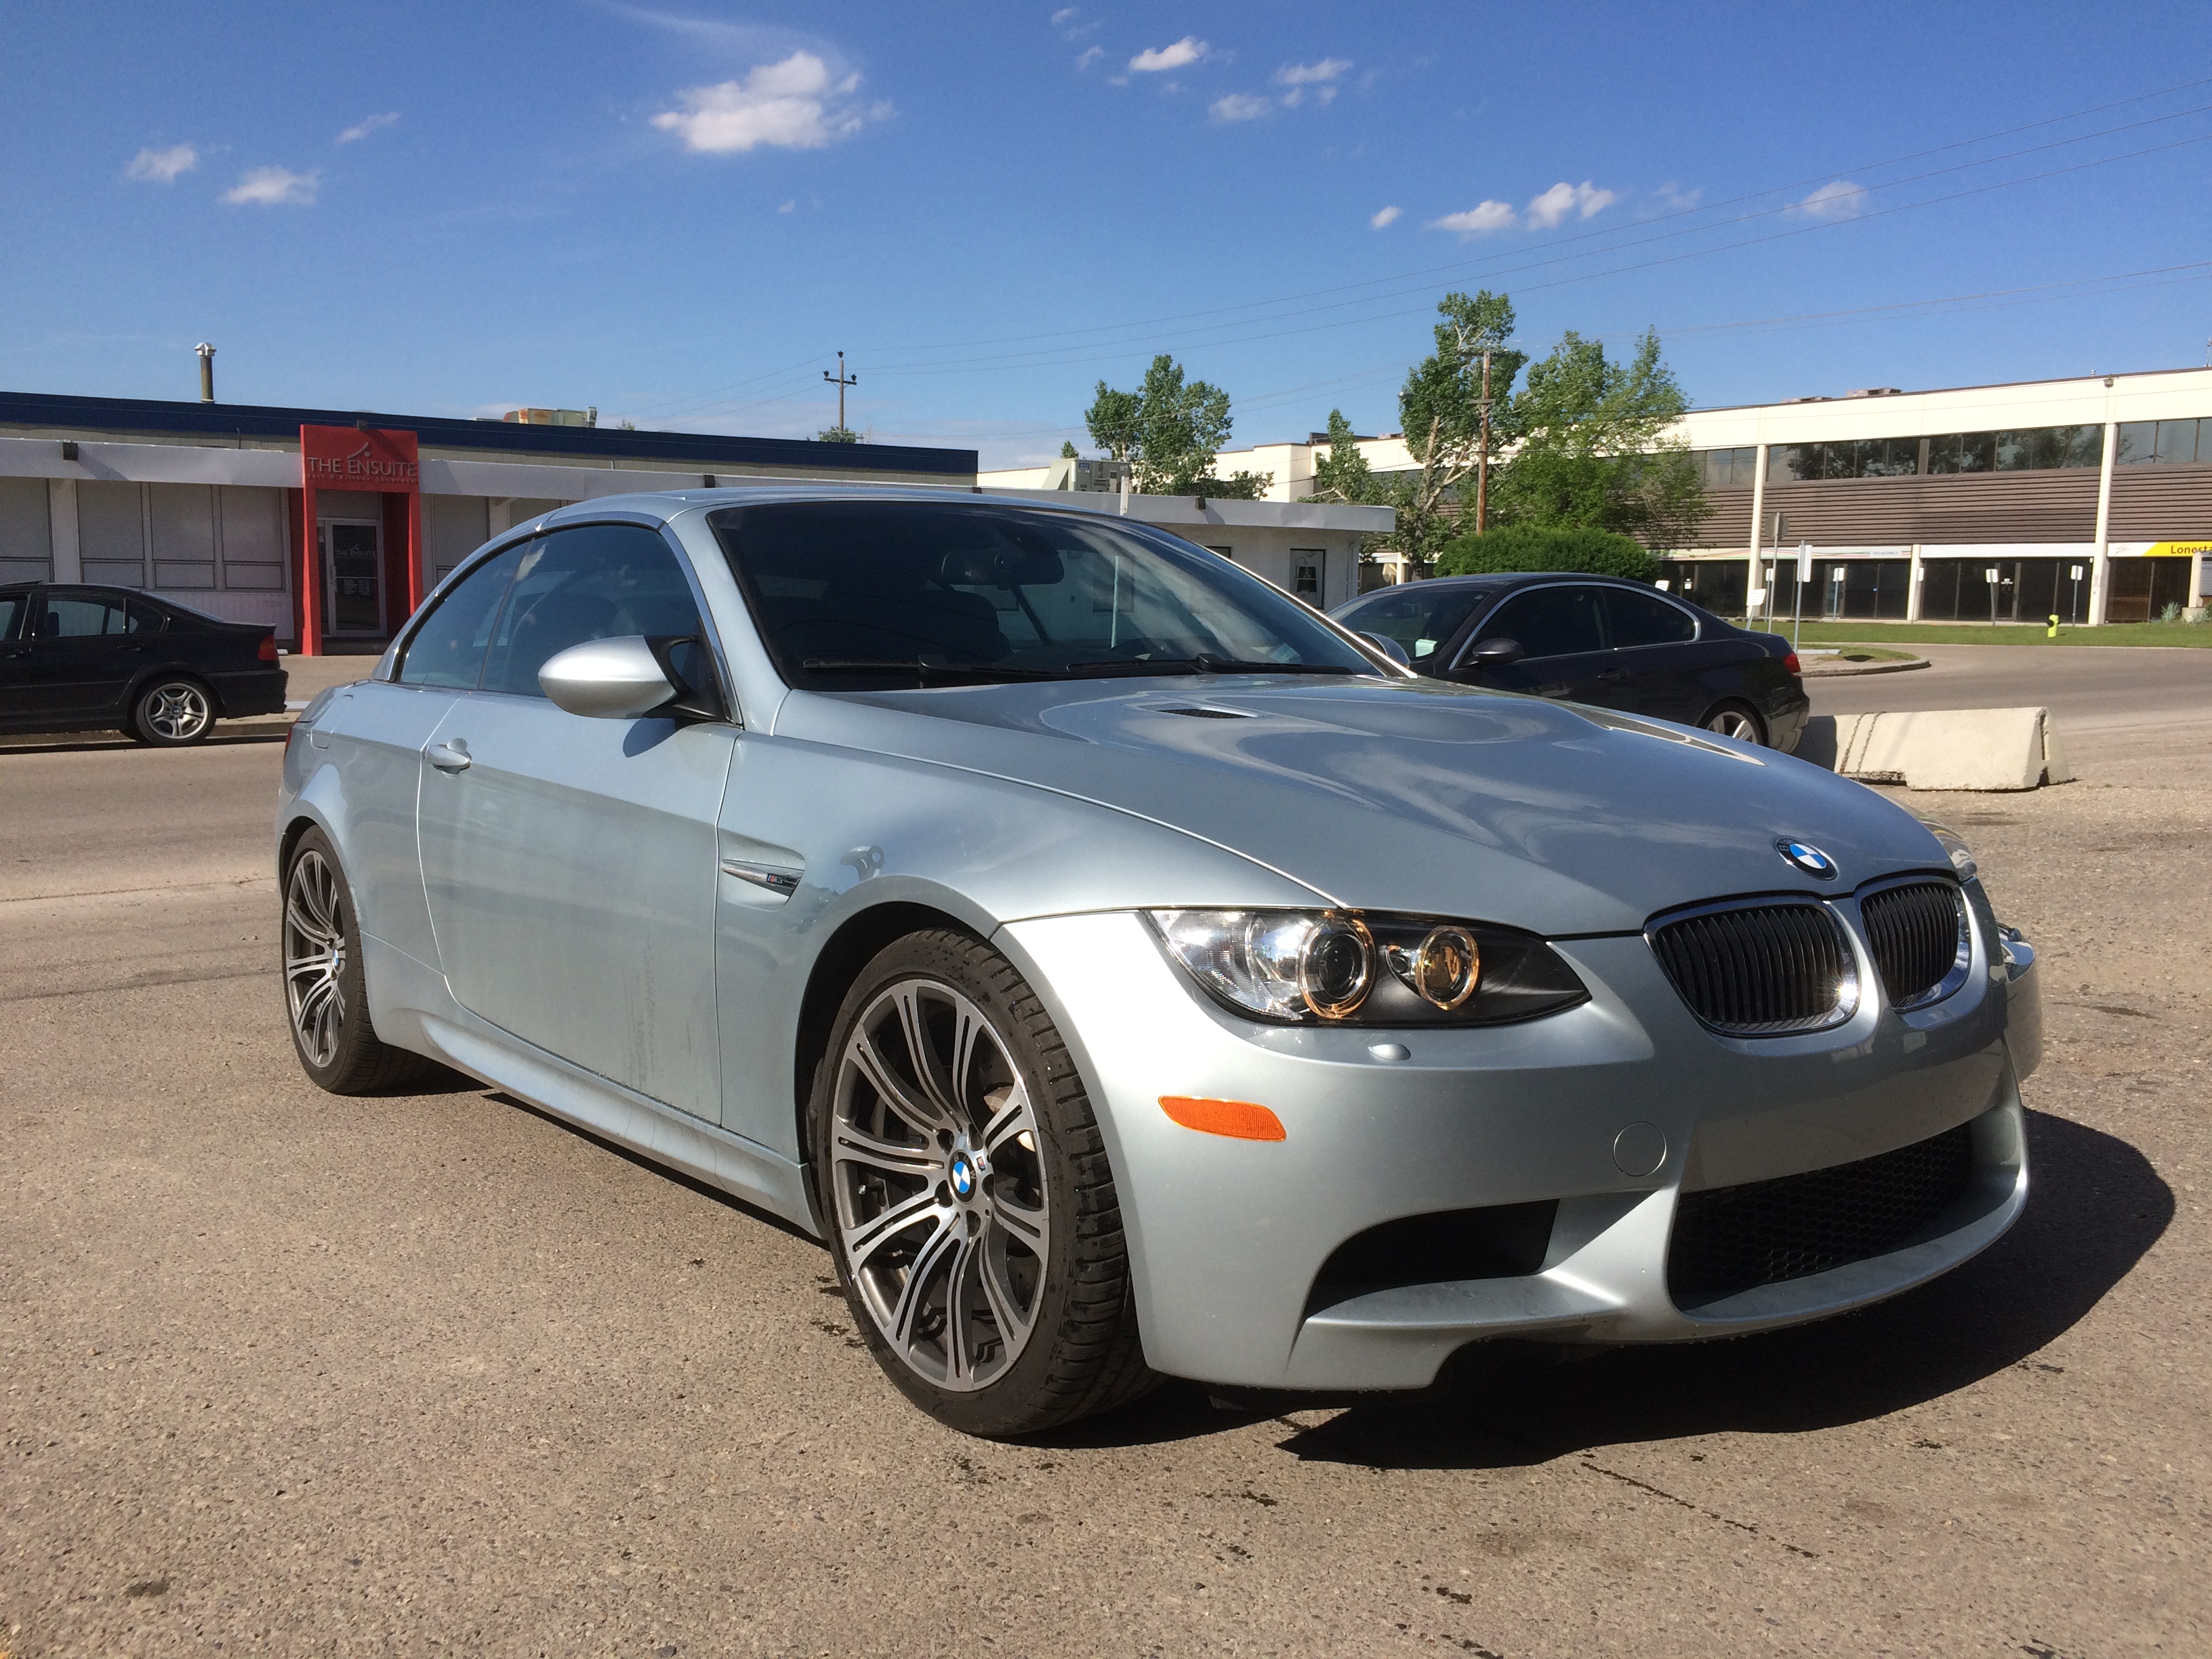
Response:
[[2141, 541, 2211, 558]]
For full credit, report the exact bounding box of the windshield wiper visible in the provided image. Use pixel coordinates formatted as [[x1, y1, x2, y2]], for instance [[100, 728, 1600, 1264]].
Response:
[[801, 658, 1056, 683], [1063, 653, 1360, 677]]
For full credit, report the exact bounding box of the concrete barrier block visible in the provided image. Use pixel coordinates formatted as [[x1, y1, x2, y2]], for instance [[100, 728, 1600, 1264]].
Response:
[[1828, 707, 2062, 791]]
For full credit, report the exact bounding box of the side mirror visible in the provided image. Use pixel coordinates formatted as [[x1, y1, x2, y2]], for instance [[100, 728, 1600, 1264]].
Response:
[[1357, 630, 1411, 667], [539, 636, 679, 719], [1467, 636, 1525, 668]]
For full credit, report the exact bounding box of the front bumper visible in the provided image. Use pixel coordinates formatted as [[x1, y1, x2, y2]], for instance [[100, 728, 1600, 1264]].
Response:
[[1001, 899, 2038, 1393]]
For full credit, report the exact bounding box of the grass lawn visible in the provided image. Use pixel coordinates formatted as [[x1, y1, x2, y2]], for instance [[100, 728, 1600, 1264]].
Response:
[[1732, 619, 2212, 649]]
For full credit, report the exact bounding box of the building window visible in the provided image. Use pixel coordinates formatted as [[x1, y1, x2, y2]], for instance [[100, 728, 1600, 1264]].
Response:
[[1774, 424, 2105, 483], [1692, 447, 1757, 489], [2116, 418, 2204, 465], [1291, 549, 1324, 602]]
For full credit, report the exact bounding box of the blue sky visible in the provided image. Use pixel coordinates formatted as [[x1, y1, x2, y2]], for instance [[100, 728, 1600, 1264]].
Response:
[[5, 2, 2211, 466]]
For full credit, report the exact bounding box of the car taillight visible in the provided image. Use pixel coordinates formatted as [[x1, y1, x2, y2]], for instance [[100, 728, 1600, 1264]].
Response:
[[1782, 652, 1801, 677], [259, 633, 278, 662]]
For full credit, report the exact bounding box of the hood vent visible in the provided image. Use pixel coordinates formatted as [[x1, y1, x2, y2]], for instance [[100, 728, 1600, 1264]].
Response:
[[1159, 705, 1255, 720]]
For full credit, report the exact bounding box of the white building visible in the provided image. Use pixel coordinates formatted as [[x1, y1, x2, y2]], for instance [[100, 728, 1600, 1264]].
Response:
[[998, 365, 2212, 625]]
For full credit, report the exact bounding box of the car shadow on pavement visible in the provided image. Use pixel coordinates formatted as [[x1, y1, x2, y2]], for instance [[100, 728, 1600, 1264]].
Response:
[[1054, 1109, 2171, 1459]]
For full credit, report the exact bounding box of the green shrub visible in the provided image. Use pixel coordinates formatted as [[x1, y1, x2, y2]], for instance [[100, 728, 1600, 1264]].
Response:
[[1433, 524, 1660, 583]]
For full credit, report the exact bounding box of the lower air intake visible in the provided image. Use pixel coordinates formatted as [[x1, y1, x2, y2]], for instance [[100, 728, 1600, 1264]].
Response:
[[1667, 1122, 1976, 1310]]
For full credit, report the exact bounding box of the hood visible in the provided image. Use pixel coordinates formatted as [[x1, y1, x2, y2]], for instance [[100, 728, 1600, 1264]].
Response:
[[773, 675, 1949, 937]]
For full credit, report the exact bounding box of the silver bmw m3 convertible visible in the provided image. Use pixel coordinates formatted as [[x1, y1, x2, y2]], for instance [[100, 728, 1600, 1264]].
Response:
[[276, 489, 2043, 1436]]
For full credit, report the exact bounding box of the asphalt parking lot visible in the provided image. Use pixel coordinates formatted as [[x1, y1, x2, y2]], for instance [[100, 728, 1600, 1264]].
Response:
[[3, 708, 2205, 1655]]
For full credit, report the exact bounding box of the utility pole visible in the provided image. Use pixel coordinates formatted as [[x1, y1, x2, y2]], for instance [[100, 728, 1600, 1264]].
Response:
[[195, 342, 216, 403], [1474, 348, 1492, 534], [823, 350, 857, 432]]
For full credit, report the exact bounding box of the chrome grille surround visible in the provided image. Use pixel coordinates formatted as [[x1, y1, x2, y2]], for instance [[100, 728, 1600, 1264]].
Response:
[[1645, 896, 1860, 1037], [1856, 875, 1971, 1011]]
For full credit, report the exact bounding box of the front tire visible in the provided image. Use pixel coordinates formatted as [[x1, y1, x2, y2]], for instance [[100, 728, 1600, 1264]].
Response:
[[810, 929, 1153, 1437], [282, 828, 438, 1094], [131, 677, 216, 745]]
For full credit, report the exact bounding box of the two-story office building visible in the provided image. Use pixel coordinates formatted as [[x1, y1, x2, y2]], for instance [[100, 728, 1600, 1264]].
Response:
[[1652, 367, 2211, 626]]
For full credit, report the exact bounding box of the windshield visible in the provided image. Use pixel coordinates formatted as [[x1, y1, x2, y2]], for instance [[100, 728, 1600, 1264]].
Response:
[[1333, 583, 1495, 670], [708, 501, 1378, 690]]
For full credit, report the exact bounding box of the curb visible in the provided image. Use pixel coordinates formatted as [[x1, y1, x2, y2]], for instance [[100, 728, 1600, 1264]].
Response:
[[0, 712, 296, 754], [1799, 655, 1929, 678]]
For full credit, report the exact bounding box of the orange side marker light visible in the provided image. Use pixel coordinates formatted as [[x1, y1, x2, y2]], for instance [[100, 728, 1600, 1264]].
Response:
[[1158, 1095, 1286, 1142]]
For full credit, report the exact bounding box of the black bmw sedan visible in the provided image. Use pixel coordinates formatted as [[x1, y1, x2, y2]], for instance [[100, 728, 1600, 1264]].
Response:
[[1332, 571, 1809, 752], [0, 583, 288, 745]]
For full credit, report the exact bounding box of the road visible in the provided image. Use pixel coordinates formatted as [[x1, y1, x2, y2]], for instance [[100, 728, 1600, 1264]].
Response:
[[1809, 644, 2212, 783], [1, 738, 2204, 1657]]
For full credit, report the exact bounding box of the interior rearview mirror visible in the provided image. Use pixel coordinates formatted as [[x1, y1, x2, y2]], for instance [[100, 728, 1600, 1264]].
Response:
[[1468, 637, 1525, 668]]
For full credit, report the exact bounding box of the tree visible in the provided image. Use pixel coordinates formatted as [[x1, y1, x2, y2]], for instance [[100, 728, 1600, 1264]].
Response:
[[1060, 440, 1080, 458], [1383, 290, 1525, 567], [1085, 354, 1271, 498], [817, 425, 861, 444], [1491, 329, 1708, 550], [1434, 523, 1660, 583], [1303, 409, 1376, 505]]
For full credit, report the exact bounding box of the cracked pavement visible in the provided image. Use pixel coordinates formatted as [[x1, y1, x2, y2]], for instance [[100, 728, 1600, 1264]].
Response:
[[1, 722, 2204, 1657]]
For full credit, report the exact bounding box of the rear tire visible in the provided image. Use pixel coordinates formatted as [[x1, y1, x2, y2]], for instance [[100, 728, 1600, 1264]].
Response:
[[131, 677, 216, 745], [1702, 700, 1767, 746], [282, 827, 440, 1094], [808, 928, 1155, 1437]]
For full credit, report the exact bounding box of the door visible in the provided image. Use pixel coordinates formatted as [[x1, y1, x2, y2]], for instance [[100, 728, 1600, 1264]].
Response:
[[0, 591, 28, 720], [1597, 585, 1703, 721], [415, 523, 735, 1122], [322, 520, 384, 636], [1450, 583, 1612, 703], [14, 590, 161, 721]]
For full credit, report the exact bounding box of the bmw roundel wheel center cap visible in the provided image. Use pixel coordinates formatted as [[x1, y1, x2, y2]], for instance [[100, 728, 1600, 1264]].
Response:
[[946, 1140, 990, 1204], [1777, 838, 1839, 880]]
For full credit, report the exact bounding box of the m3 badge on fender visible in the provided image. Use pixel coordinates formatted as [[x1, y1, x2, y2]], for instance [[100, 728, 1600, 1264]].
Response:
[[1777, 839, 1839, 880]]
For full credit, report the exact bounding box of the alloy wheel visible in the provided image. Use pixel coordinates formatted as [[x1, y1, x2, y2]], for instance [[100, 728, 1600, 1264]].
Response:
[[284, 850, 348, 1067], [1704, 707, 1761, 743], [830, 978, 1051, 1391], [143, 682, 212, 741]]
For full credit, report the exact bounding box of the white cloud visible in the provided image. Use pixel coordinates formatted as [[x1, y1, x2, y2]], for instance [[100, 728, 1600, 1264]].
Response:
[[1654, 180, 1702, 211], [1275, 58, 1351, 86], [1525, 180, 1617, 228], [336, 111, 400, 144], [651, 52, 873, 153], [1050, 5, 1078, 21], [1050, 5, 1097, 39], [222, 166, 319, 207], [125, 144, 197, 183], [1793, 178, 1870, 220], [1076, 44, 1103, 70], [1210, 92, 1271, 123], [1370, 204, 1401, 229], [1129, 37, 1206, 73], [1430, 201, 1516, 237], [777, 199, 795, 213]]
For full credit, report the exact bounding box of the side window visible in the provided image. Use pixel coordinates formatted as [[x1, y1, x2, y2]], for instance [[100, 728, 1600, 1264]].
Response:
[[127, 599, 168, 634], [1477, 586, 1606, 660], [1605, 588, 1697, 649], [398, 541, 529, 689], [43, 594, 126, 638], [0, 594, 24, 641], [478, 525, 703, 699]]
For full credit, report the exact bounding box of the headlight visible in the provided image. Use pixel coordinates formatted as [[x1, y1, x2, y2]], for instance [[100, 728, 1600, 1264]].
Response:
[[1921, 821, 1978, 881], [1147, 909, 1587, 1027]]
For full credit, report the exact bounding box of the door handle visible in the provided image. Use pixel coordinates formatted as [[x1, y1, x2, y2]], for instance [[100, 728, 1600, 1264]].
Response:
[[427, 739, 472, 773], [1596, 669, 1630, 684]]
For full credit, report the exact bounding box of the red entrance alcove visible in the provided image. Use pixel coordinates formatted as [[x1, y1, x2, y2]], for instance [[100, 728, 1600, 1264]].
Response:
[[294, 424, 422, 655]]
